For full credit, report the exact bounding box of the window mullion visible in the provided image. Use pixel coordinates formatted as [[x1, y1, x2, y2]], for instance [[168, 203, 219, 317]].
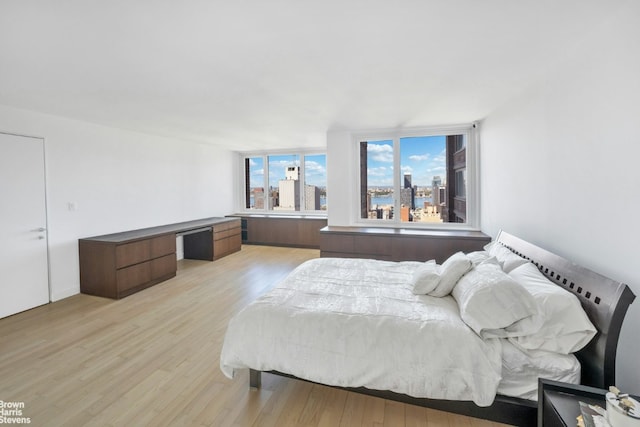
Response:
[[393, 137, 401, 224], [300, 153, 306, 212], [263, 154, 269, 211]]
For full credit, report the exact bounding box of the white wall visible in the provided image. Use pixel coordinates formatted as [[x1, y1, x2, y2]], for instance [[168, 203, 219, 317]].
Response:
[[480, 1, 640, 393], [0, 105, 234, 302], [326, 130, 354, 226]]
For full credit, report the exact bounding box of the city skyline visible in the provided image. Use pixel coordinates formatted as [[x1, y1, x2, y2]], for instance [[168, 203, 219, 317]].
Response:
[[247, 154, 327, 189], [247, 154, 327, 211], [366, 135, 446, 188]]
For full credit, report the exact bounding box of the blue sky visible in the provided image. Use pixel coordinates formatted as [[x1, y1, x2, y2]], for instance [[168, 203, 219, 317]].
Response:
[[248, 154, 327, 189], [367, 136, 446, 188]]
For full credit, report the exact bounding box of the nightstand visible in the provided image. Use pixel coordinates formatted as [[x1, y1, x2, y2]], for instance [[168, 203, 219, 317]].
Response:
[[538, 378, 639, 427], [538, 379, 606, 426]]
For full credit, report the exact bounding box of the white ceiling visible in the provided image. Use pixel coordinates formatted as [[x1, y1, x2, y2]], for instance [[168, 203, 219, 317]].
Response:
[[0, 1, 623, 151]]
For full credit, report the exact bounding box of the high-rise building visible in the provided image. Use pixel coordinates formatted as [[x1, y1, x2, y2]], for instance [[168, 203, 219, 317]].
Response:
[[400, 188, 413, 211], [403, 173, 415, 210], [304, 184, 320, 210], [432, 176, 442, 213], [285, 166, 299, 180], [432, 175, 442, 189], [253, 187, 264, 209], [359, 142, 368, 219], [443, 135, 466, 223], [404, 173, 412, 189], [276, 166, 300, 211], [431, 175, 447, 214]]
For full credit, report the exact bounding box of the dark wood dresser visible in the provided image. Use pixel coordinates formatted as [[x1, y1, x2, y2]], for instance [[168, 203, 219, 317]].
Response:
[[229, 214, 327, 249], [79, 217, 241, 299], [320, 226, 490, 263]]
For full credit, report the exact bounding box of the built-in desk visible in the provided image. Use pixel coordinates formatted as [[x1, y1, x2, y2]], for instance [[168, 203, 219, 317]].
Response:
[[79, 217, 241, 299]]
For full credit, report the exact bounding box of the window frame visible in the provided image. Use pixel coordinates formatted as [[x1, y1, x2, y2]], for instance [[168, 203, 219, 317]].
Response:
[[238, 148, 328, 216], [352, 124, 479, 230]]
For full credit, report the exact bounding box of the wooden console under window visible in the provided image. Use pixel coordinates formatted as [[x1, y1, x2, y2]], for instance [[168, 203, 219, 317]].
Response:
[[320, 226, 490, 263], [229, 214, 327, 249], [79, 217, 241, 299]]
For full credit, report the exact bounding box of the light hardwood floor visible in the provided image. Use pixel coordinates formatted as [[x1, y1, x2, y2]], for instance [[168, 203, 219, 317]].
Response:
[[0, 245, 513, 426]]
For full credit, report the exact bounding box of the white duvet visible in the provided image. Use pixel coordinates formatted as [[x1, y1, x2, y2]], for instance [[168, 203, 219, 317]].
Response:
[[220, 257, 503, 406]]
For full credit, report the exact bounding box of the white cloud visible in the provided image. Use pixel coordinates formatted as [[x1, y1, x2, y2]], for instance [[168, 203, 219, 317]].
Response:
[[270, 159, 300, 169], [367, 166, 389, 177], [427, 166, 446, 174], [433, 149, 446, 163], [367, 143, 393, 162], [305, 160, 326, 174], [409, 153, 430, 161], [305, 161, 327, 186]]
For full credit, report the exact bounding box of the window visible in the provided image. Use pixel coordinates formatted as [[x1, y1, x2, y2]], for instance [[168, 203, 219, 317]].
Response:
[[242, 151, 327, 213], [357, 125, 476, 227]]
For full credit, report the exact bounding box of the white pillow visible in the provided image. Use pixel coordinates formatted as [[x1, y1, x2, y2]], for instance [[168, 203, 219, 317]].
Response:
[[466, 251, 501, 268], [411, 260, 440, 295], [429, 252, 472, 297], [452, 262, 540, 338], [507, 262, 597, 354], [466, 250, 491, 266], [484, 241, 529, 273]]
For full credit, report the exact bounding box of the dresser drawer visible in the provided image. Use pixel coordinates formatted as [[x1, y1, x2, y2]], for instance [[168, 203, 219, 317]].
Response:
[[214, 227, 241, 241], [320, 234, 354, 253], [115, 234, 175, 268], [151, 254, 177, 278], [149, 234, 176, 258], [116, 254, 176, 294], [213, 233, 242, 260], [213, 219, 240, 233], [117, 262, 152, 293], [116, 240, 150, 268], [354, 235, 391, 257]]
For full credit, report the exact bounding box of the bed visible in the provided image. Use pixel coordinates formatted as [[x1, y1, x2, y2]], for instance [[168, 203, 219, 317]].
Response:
[[220, 231, 635, 426]]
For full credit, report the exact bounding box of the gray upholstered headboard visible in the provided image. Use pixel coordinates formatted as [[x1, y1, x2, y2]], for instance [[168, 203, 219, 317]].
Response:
[[496, 230, 635, 389]]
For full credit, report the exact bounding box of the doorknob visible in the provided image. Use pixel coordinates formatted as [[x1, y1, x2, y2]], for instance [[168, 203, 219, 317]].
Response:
[[32, 227, 46, 232]]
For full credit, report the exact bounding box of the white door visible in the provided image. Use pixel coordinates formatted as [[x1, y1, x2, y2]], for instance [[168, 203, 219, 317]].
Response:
[[0, 132, 50, 318]]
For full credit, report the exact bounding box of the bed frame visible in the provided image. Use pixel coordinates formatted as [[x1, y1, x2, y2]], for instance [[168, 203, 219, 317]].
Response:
[[248, 230, 636, 426]]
